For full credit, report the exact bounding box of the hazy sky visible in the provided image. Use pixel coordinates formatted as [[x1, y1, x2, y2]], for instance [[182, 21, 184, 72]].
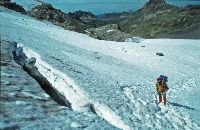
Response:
[[41, 0, 200, 14]]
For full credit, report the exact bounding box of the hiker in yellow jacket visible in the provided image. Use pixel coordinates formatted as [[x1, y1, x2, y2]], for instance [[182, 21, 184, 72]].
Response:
[[156, 77, 169, 105]]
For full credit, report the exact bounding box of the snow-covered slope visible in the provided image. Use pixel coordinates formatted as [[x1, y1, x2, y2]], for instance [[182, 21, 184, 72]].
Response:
[[1, 7, 200, 129]]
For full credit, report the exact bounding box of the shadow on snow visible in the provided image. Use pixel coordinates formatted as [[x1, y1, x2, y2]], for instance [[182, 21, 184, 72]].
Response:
[[168, 101, 197, 111]]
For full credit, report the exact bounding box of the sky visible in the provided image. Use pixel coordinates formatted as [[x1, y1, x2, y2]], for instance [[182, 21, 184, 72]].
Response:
[[41, 0, 200, 14]]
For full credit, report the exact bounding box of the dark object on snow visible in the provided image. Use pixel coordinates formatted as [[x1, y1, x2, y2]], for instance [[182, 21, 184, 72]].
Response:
[[141, 46, 145, 47], [156, 53, 164, 56], [23, 65, 72, 108], [1, 124, 20, 130], [89, 104, 97, 114], [156, 74, 169, 105]]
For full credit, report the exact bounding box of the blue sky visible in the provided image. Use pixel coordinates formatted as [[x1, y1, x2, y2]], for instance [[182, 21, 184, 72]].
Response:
[[41, 0, 200, 14]]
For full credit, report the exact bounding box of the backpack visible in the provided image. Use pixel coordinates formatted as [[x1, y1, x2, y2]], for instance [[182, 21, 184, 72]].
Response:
[[156, 80, 168, 93], [157, 75, 168, 82]]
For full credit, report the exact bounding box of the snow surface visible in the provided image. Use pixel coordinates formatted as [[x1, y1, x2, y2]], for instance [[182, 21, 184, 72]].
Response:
[[1, 7, 200, 130], [107, 30, 114, 32]]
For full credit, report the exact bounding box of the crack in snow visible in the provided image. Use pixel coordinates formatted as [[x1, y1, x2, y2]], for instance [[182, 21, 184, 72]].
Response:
[[21, 46, 131, 130]]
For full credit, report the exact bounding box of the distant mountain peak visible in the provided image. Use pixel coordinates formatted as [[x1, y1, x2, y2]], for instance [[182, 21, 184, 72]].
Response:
[[138, 0, 177, 14], [144, 0, 167, 8], [68, 10, 97, 19]]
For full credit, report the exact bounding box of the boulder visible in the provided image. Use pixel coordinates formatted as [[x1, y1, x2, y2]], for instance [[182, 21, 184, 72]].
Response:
[[156, 53, 164, 56], [24, 57, 36, 69]]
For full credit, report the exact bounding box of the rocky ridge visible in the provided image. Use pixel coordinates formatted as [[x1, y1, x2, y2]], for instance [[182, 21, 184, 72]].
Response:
[[0, 0, 26, 13], [27, 3, 85, 32], [27, 4, 107, 33]]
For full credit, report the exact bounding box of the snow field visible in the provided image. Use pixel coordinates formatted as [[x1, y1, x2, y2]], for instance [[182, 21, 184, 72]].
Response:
[[1, 7, 200, 129]]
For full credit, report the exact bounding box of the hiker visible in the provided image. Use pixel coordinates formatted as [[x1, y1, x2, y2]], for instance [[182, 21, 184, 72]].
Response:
[[156, 75, 169, 105]]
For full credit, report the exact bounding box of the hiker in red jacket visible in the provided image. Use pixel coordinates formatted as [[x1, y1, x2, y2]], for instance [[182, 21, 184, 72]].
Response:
[[156, 77, 169, 105]]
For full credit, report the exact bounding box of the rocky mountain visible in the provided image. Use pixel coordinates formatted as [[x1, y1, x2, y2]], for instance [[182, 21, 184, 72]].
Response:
[[68, 10, 107, 29], [27, 4, 107, 33], [119, 0, 200, 38], [0, 0, 26, 13], [27, 3, 86, 32], [1, 0, 199, 40], [83, 0, 200, 40]]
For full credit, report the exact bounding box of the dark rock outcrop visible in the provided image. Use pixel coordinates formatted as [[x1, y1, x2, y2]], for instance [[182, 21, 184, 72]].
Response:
[[0, 0, 26, 13], [156, 53, 164, 56], [27, 4, 107, 32], [27, 3, 82, 32]]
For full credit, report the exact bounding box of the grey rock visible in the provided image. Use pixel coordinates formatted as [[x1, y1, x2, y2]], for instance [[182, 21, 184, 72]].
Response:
[[156, 53, 164, 56], [24, 57, 36, 69]]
